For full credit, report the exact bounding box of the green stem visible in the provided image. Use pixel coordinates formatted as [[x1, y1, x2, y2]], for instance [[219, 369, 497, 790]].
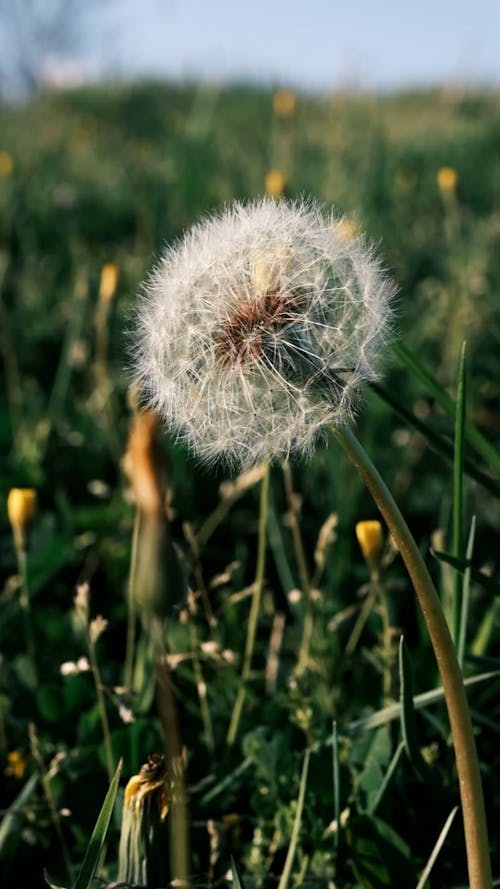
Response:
[[187, 618, 215, 753], [282, 462, 313, 677], [332, 424, 491, 889], [452, 343, 466, 642], [17, 547, 38, 686], [226, 464, 270, 747], [88, 638, 115, 784]]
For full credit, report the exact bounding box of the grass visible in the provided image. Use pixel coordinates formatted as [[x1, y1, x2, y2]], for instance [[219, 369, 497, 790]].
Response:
[[0, 79, 500, 888]]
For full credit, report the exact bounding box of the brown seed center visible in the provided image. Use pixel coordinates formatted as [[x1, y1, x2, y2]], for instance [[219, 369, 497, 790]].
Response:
[[214, 290, 297, 368]]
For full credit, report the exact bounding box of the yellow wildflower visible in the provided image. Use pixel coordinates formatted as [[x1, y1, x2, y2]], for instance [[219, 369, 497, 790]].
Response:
[[355, 520, 384, 569], [437, 167, 458, 194], [265, 169, 287, 198], [5, 750, 27, 779], [7, 488, 37, 550], [273, 90, 296, 118], [0, 151, 13, 176]]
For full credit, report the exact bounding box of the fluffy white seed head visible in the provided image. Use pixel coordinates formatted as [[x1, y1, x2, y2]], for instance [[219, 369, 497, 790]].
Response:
[[133, 199, 395, 468]]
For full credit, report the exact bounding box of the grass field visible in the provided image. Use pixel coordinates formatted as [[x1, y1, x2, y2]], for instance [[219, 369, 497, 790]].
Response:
[[0, 80, 500, 888]]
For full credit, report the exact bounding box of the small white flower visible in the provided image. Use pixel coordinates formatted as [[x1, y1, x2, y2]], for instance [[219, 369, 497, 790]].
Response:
[[133, 199, 395, 467]]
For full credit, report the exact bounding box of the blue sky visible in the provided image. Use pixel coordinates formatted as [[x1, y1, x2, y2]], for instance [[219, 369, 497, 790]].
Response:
[[98, 0, 500, 91]]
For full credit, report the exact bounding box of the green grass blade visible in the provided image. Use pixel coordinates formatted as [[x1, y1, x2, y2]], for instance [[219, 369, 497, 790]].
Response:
[[457, 517, 476, 669], [432, 548, 500, 597], [345, 670, 500, 735], [277, 748, 311, 889], [73, 759, 122, 889], [392, 341, 500, 475], [415, 806, 459, 889], [370, 382, 500, 498], [452, 342, 467, 643], [399, 637, 432, 782], [0, 772, 38, 860], [230, 855, 248, 889], [200, 757, 253, 805], [332, 721, 340, 856]]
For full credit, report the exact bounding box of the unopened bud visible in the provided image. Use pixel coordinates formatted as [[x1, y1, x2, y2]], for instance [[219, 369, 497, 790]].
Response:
[[7, 488, 37, 550], [98, 263, 119, 302], [355, 520, 384, 570]]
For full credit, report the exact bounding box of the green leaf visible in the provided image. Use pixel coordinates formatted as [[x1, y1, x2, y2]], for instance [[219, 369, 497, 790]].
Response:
[[351, 726, 392, 813], [347, 813, 418, 888], [399, 638, 433, 782], [367, 741, 405, 816], [73, 759, 122, 889]]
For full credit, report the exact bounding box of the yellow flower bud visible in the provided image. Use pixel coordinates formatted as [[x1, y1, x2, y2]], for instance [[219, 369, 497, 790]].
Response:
[[437, 167, 458, 194], [99, 263, 119, 302], [7, 488, 37, 550], [273, 90, 296, 118], [265, 169, 287, 198], [355, 520, 384, 569], [0, 151, 13, 176]]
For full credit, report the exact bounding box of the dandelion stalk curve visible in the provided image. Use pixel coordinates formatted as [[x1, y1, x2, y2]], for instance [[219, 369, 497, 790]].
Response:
[[332, 424, 492, 889]]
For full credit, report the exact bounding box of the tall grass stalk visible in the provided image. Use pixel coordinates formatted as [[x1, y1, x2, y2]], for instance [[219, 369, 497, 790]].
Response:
[[332, 424, 491, 889], [17, 546, 38, 686], [124, 508, 141, 690], [87, 632, 115, 784], [276, 748, 311, 889], [226, 464, 270, 747], [282, 462, 314, 676]]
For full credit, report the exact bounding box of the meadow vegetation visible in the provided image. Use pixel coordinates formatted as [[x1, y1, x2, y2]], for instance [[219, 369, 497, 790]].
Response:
[[1, 80, 500, 888]]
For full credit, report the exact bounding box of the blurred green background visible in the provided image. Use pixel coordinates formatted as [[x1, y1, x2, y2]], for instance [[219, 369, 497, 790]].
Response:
[[0, 81, 500, 888]]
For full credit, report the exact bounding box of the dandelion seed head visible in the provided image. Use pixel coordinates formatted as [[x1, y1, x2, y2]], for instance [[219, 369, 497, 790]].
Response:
[[133, 199, 395, 468]]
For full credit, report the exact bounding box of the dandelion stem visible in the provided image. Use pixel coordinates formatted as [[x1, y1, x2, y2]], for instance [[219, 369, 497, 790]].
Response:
[[17, 547, 38, 686], [332, 424, 491, 889], [226, 463, 270, 747]]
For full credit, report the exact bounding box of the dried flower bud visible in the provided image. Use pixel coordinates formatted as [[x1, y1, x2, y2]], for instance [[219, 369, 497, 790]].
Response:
[[89, 615, 108, 644], [133, 199, 395, 468], [74, 582, 90, 625], [355, 520, 384, 570], [119, 754, 170, 887], [7, 488, 37, 550], [123, 410, 164, 517]]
